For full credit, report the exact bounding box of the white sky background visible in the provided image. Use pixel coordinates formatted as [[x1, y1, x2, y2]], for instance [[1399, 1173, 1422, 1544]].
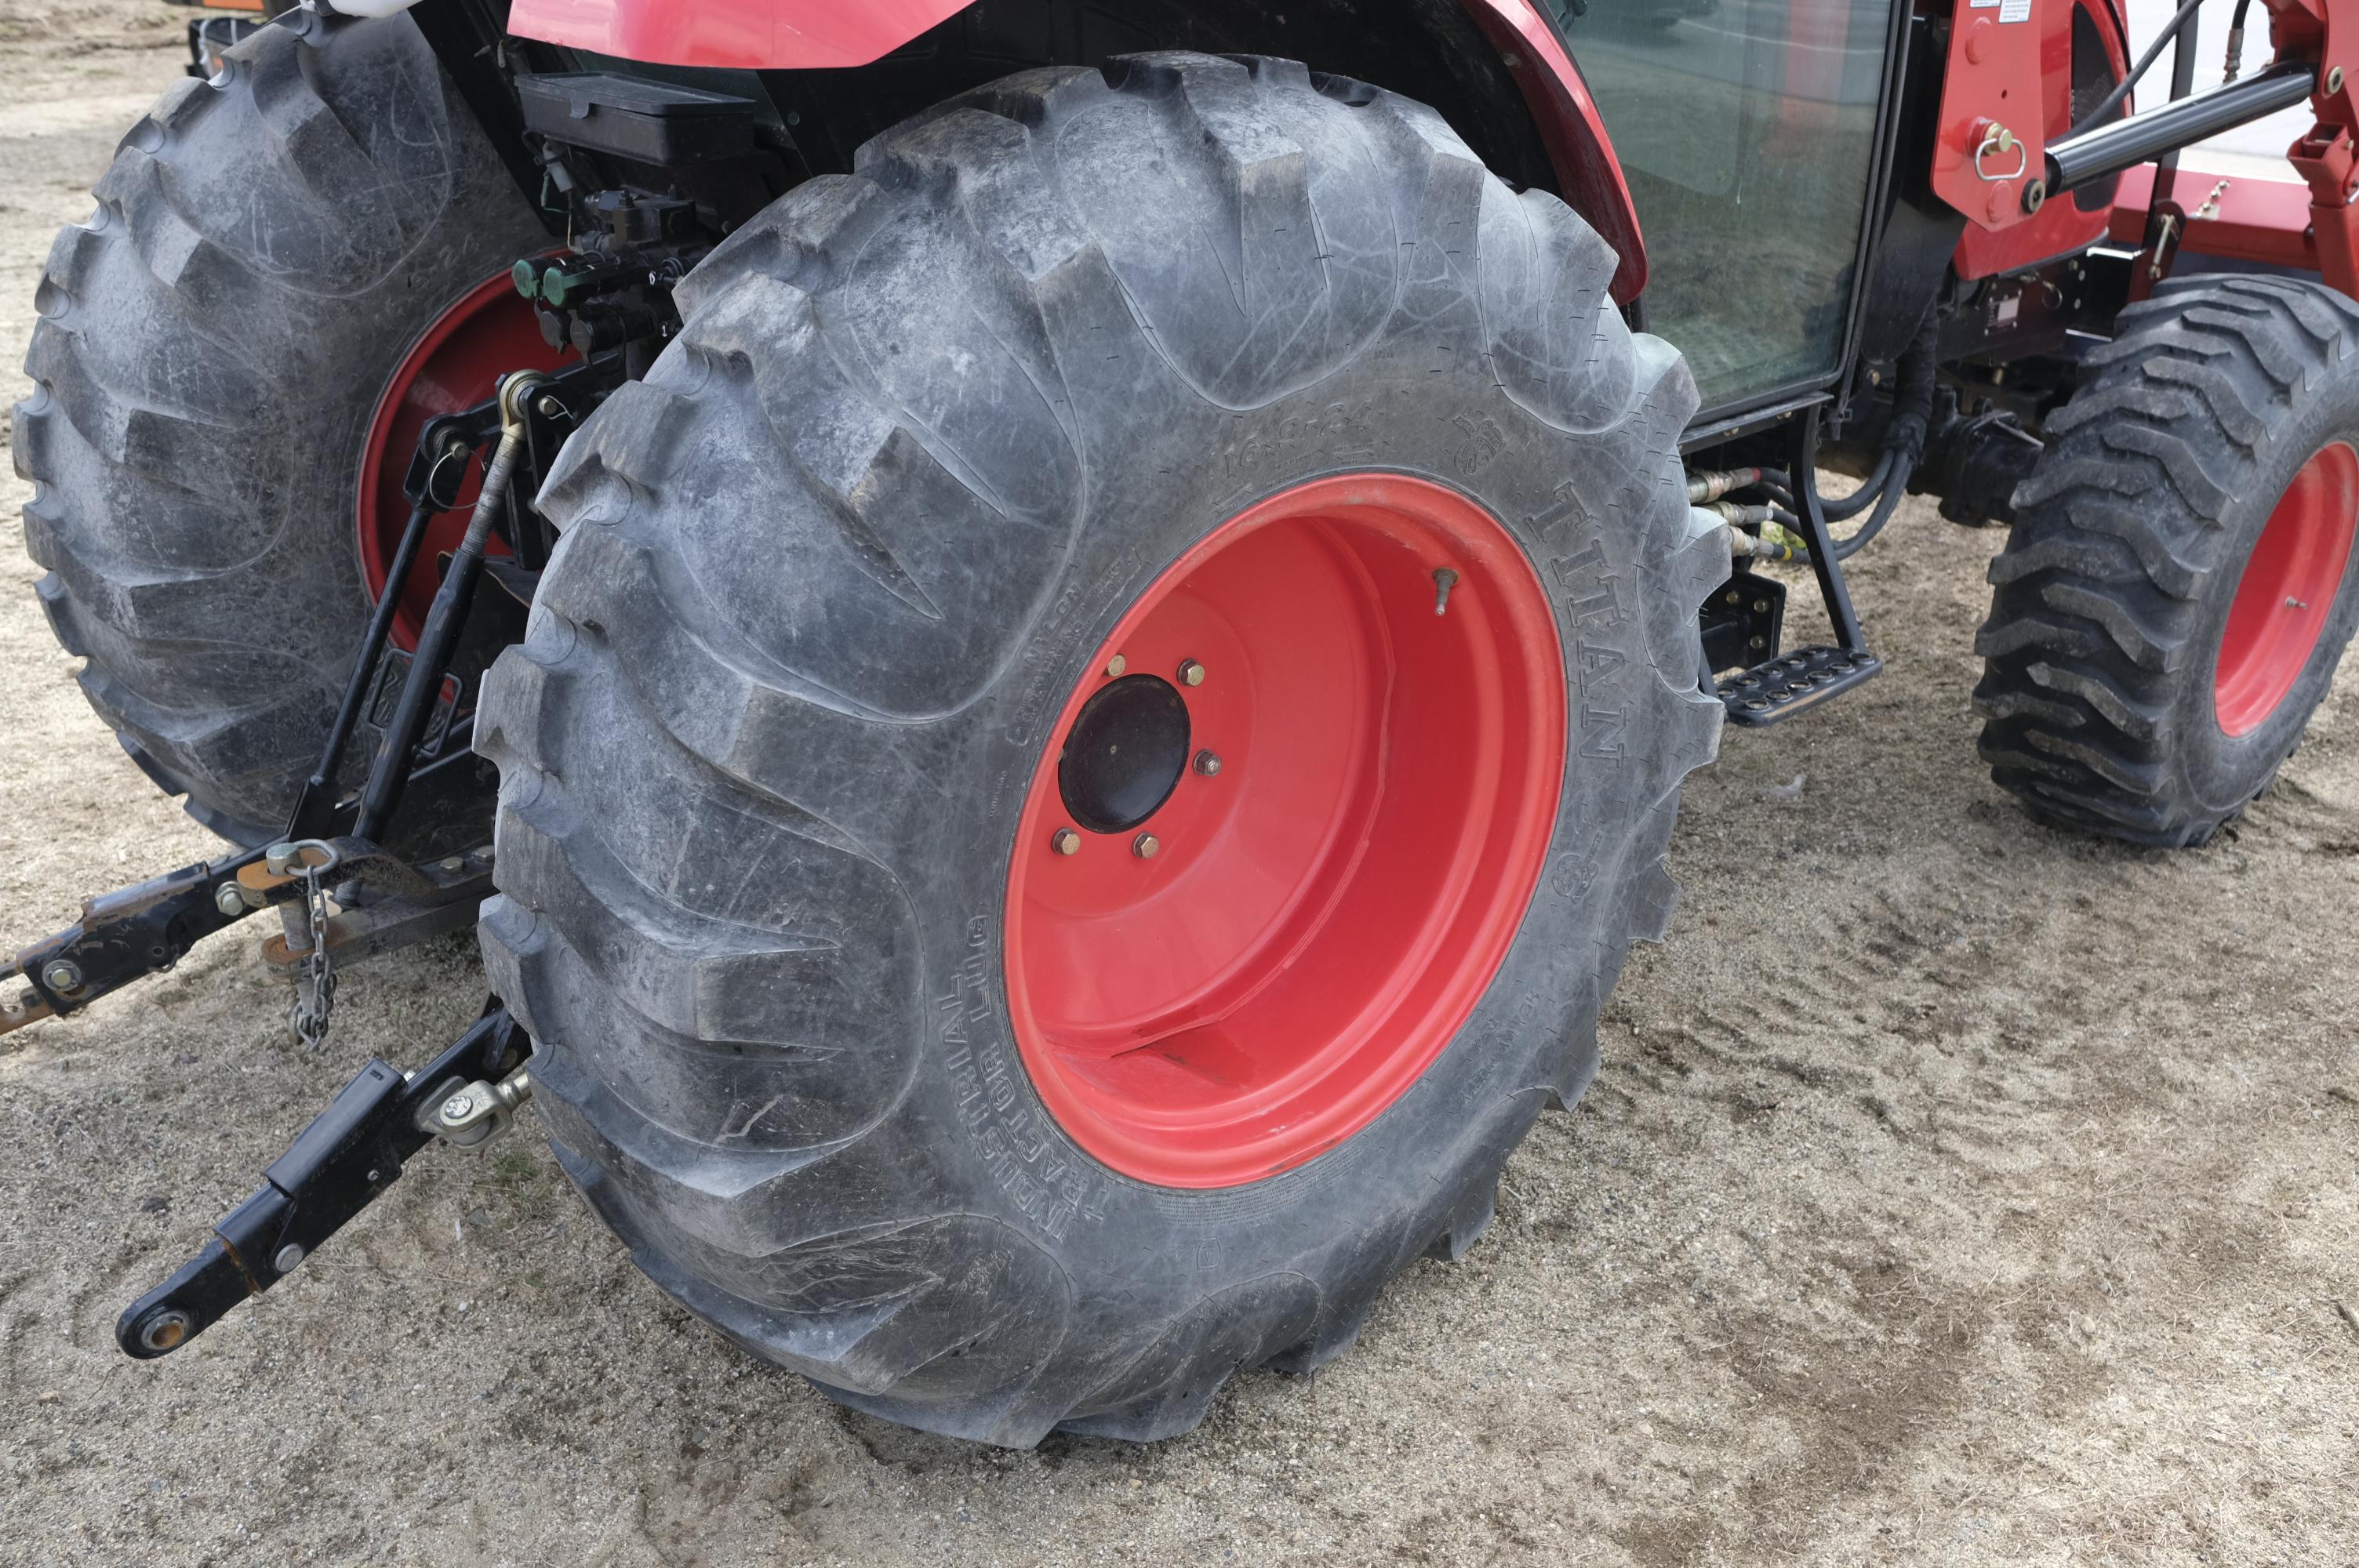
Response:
[[2119, 0, 2314, 176]]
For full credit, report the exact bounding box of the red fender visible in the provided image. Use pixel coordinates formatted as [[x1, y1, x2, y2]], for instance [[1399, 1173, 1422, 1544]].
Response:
[[502, 0, 1648, 299]]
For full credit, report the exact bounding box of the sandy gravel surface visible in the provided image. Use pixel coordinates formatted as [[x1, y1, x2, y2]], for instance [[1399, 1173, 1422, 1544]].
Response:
[[2, 5, 2355, 1564]]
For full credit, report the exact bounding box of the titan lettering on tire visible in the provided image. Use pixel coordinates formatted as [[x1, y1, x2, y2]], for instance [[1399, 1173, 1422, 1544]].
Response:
[[477, 53, 1725, 1444]]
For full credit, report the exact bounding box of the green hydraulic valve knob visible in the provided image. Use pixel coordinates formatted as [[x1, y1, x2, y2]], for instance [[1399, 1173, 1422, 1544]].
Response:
[[540, 263, 604, 307]]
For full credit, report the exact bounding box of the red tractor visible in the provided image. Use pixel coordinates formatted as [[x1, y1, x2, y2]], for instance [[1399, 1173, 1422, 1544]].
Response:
[[7, 0, 2357, 1444]]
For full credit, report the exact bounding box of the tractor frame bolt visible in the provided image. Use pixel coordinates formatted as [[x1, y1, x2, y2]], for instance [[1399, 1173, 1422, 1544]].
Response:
[[535, 395, 565, 419], [1132, 833, 1161, 859], [441, 1093, 476, 1123], [41, 960, 82, 994], [1194, 750, 1223, 777], [214, 884, 245, 918], [1177, 659, 1206, 687], [1105, 654, 1127, 678], [2332, 65, 2346, 94], [1052, 828, 1081, 856], [273, 1244, 305, 1274]]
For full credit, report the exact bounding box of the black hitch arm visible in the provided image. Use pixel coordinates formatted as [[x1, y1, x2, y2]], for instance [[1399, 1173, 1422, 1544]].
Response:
[[0, 837, 402, 1036], [2, 848, 273, 1035], [117, 1005, 533, 1358]]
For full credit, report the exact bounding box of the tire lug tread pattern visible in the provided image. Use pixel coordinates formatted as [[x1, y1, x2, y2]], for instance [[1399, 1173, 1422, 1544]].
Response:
[[489, 51, 1721, 1445], [10, 13, 545, 844], [1975, 275, 2359, 846]]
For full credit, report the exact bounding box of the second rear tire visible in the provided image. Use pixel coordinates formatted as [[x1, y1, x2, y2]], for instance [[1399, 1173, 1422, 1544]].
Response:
[[11, 12, 541, 847]]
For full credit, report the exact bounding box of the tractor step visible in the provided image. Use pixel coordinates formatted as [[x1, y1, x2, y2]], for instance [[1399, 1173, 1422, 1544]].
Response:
[[1717, 646, 1882, 726]]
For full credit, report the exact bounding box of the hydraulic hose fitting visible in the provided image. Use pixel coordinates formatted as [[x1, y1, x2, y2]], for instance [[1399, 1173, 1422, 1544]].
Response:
[[1686, 466, 1766, 506]]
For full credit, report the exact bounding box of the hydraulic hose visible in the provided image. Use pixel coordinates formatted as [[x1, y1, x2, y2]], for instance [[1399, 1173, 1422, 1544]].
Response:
[[2223, 0, 2253, 81], [1828, 312, 1937, 561], [2072, 0, 2204, 133], [1818, 450, 1896, 522]]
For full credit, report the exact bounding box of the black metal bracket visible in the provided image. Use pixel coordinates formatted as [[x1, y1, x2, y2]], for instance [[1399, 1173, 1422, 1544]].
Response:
[[1699, 572, 1787, 675], [117, 1005, 530, 1359], [1, 851, 269, 1034], [1714, 406, 1885, 728]]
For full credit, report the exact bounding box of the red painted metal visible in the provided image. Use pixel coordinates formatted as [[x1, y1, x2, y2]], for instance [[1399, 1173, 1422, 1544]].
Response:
[[503, 0, 968, 70], [2110, 165, 2321, 269], [1002, 475, 1566, 1189], [500, 0, 1648, 303], [2215, 441, 2359, 735], [1932, 0, 2048, 234], [2255, 0, 2359, 294], [1956, 0, 2130, 278], [357, 270, 568, 648], [1456, 2, 1647, 300]]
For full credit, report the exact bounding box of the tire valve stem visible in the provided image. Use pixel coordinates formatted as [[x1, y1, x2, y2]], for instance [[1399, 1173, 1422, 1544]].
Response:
[[2288, 596, 2309, 610], [1432, 567, 1459, 617]]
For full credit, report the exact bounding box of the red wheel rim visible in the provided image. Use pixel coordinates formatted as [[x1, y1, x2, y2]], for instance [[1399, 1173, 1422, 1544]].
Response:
[[1004, 474, 1568, 1188], [356, 269, 568, 648], [2215, 441, 2359, 737]]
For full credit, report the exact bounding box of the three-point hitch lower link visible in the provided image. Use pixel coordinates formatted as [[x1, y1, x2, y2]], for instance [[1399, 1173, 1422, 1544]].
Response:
[[118, 1006, 536, 1359], [0, 367, 560, 1043]]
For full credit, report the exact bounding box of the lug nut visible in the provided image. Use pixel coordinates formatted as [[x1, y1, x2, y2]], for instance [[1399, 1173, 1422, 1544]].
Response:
[[1105, 654, 1127, 678], [1194, 750, 1223, 777], [1132, 833, 1161, 859], [213, 884, 245, 918], [1051, 828, 1081, 856], [41, 960, 82, 994], [1177, 659, 1205, 687]]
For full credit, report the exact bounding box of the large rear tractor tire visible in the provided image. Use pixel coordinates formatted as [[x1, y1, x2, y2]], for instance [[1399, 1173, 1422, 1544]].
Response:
[[11, 11, 546, 848], [1977, 277, 2359, 846], [477, 53, 1726, 1444]]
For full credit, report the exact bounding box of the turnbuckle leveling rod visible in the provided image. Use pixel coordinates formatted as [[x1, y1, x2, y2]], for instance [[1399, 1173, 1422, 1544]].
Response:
[[352, 371, 545, 844]]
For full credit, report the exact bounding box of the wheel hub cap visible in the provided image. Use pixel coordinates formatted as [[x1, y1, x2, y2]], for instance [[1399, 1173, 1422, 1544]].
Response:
[[1059, 675, 1192, 834]]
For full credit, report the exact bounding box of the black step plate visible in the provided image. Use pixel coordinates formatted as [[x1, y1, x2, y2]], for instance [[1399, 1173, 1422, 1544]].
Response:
[[1717, 646, 1881, 726]]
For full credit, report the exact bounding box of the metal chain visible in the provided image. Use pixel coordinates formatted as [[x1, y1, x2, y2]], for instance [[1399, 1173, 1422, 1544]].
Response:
[[289, 861, 336, 1048]]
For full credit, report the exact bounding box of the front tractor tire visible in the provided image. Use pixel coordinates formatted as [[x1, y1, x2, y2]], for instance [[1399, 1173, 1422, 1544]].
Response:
[[1978, 278, 2359, 846], [12, 12, 544, 847], [476, 54, 1726, 1444]]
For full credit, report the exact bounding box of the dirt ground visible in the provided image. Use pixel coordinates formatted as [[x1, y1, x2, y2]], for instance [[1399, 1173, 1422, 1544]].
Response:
[[2, 4, 2355, 1564]]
